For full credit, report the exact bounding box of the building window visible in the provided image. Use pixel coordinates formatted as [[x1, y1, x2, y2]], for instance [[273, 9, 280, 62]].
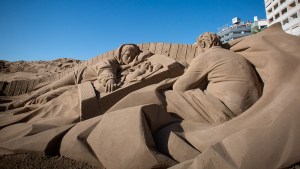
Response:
[[280, 0, 286, 4], [274, 3, 279, 10], [281, 8, 288, 15], [269, 17, 274, 24], [275, 13, 280, 19], [291, 13, 298, 20], [289, 1, 296, 8], [268, 8, 273, 13], [283, 18, 289, 25]]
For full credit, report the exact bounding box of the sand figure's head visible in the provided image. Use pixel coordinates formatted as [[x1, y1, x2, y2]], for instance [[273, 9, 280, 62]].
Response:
[[196, 32, 222, 52], [116, 44, 141, 65]]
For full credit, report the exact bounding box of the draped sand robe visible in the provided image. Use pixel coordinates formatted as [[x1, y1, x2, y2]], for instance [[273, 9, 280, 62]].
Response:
[[24, 50, 153, 105], [0, 23, 299, 169], [0, 50, 153, 127], [0, 56, 124, 128]]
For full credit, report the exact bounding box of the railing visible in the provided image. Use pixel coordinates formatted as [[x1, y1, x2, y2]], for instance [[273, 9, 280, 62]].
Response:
[[218, 26, 251, 37], [220, 31, 251, 42]]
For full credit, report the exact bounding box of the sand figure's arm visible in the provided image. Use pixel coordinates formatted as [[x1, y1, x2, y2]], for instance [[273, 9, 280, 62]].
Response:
[[173, 55, 208, 91], [92, 58, 119, 93]]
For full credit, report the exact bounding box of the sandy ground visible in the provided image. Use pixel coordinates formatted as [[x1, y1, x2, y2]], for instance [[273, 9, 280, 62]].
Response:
[[0, 153, 299, 169], [0, 153, 103, 169], [0, 58, 82, 82]]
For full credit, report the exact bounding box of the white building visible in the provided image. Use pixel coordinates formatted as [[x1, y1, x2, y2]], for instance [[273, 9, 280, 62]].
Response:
[[254, 16, 269, 29], [217, 17, 267, 43], [265, 0, 300, 36]]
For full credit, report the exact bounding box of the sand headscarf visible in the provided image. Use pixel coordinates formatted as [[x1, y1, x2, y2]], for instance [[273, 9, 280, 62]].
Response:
[[114, 44, 141, 65]]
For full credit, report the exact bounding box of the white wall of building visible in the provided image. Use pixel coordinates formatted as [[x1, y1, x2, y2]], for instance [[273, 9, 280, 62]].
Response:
[[265, 0, 300, 36]]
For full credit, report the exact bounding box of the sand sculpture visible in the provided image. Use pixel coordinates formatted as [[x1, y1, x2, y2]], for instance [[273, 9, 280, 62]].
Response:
[[5, 44, 154, 108], [2, 44, 183, 120], [164, 32, 262, 124], [0, 23, 299, 169]]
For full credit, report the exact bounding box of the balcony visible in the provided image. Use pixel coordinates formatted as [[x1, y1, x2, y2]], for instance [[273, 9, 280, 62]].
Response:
[[269, 0, 292, 18], [289, 15, 300, 26], [221, 32, 251, 42], [282, 18, 290, 26], [218, 26, 251, 37]]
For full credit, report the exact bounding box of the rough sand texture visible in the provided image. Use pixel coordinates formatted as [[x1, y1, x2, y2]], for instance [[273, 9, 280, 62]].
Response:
[[0, 153, 299, 169], [0, 153, 102, 169], [0, 58, 82, 82]]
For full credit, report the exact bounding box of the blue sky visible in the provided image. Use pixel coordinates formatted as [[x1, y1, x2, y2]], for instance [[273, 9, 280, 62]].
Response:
[[0, 0, 266, 61]]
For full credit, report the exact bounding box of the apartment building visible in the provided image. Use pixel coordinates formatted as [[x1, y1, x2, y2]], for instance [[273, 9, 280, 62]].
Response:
[[217, 17, 267, 43], [265, 0, 300, 36]]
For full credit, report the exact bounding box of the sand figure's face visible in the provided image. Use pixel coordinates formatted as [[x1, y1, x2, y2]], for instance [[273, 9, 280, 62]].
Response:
[[121, 45, 138, 65], [121, 50, 135, 65]]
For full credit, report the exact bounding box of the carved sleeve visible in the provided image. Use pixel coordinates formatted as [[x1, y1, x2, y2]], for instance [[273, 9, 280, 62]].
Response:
[[94, 58, 119, 86], [173, 55, 208, 91]]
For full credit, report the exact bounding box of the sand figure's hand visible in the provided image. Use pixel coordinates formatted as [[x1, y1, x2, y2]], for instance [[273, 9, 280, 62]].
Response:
[[140, 62, 151, 70], [105, 79, 116, 93]]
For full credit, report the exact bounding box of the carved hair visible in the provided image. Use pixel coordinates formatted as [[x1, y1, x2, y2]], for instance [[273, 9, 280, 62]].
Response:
[[115, 44, 141, 63], [196, 32, 222, 49]]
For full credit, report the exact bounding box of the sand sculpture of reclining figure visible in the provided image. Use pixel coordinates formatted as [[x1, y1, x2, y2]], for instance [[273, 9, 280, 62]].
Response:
[[5, 44, 153, 108], [0, 44, 183, 125]]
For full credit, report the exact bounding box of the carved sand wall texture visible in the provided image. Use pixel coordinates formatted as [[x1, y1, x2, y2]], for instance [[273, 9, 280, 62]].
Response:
[[0, 43, 199, 96]]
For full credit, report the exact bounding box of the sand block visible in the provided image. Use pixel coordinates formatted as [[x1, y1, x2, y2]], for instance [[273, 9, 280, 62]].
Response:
[[13, 80, 22, 96], [4, 81, 16, 96], [60, 116, 103, 167], [78, 81, 101, 120], [26, 80, 35, 93]]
